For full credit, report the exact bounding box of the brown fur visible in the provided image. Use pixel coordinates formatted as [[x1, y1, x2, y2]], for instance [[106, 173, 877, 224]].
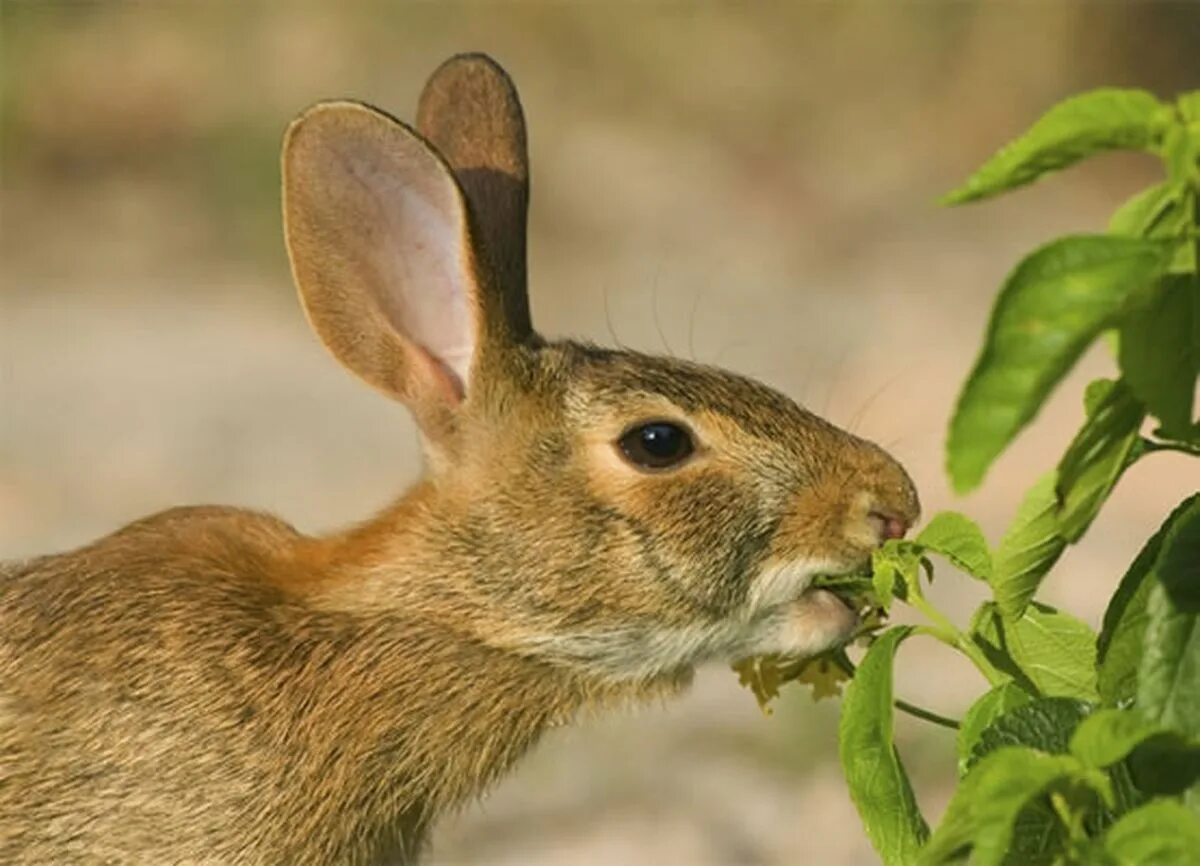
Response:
[[0, 55, 919, 864]]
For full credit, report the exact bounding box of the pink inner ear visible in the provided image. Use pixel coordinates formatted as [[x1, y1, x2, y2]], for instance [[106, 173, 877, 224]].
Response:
[[351, 144, 477, 396]]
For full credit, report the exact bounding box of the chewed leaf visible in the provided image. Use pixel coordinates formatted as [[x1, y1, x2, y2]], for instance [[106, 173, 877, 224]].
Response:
[[942, 88, 1169, 205], [733, 649, 854, 711], [732, 656, 785, 714], [915, 511, 993, 581], [794, 654, 852, 701], [947, 235, 1172, 493]]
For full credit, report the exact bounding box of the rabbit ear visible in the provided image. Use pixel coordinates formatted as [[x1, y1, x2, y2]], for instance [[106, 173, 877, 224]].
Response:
[[416, 53, 532, 344], [282, 101, 485, 438]]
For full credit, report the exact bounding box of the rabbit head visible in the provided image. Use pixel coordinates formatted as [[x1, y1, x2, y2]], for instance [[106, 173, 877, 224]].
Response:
[[282, 55, 919, 685]]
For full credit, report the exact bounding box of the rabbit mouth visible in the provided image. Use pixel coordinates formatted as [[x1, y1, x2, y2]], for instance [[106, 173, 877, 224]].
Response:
[[744, 556, 851, 616]]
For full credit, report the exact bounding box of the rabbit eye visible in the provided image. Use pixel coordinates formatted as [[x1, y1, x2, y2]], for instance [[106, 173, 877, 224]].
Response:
[[617, 421, 695, 470]]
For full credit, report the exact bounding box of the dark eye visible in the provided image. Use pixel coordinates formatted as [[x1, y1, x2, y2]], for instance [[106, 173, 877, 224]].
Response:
[[617, 421, 695, 470]]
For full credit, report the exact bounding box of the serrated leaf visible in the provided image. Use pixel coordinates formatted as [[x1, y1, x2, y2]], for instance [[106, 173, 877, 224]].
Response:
[[918, 747, 1106, 866], [967, 697, 1094, 768], [732, 655, 784, 712], [1119, 274, 1200, 438], [992, 473, 1068, 619], [973, 602, 1099, 701], [1096, 494, 1200, 706], [1055, 379, 1146, 541], [915, 511, 994, 581], [957, 683, 1034, 777], [947, 235, 1172, 493], [838, 626, 928, 865], [965, 698, 1154, 840], [1099, 799, 1200, 866], [943, 88, 1169, 205], [793, 653, 852, 701], [870, 540, 921, 613], [1138, 496, 1200, 739]]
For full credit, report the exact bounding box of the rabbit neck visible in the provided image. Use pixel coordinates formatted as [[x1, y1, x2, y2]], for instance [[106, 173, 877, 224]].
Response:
[[293, 482, 672, 856]]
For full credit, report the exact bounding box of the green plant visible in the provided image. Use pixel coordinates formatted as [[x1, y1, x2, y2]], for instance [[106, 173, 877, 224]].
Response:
[[737, 87, 1200, 864]]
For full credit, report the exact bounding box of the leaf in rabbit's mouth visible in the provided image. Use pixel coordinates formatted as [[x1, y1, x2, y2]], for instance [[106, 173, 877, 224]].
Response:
[[810, 572, 880, 612], [733, 571, 888, 712]]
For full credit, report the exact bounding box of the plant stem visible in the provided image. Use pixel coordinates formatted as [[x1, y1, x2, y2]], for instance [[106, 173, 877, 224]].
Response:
[[832, 651, 961, 730], [1144, 438, 1200, 457], [894, 699, 960, 730], [910, 610, 1007, 688]]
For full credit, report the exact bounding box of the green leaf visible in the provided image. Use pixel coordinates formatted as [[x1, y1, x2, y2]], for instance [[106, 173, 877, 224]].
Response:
[[1119, 274, 1200, 438], [870, 540, 921, 613], [947, 235, 1172, 493], [1096, 494, 1200, 706], [1178, 91, 1200, 123], [992, 473, 1068, 619], [1108, 182, 1179, 237], [1070, 708, 1176, 768], [1138, 496, 1200, 739], [1162, 121, 1200, 188], [957, 683, 1034, 776], [1055, 379, 1146, 541], [973, 602, 1099, 701], [915, 511, 994, 581], [942, 89, 1169, 205], [838, 626, 929, 864], [1099, 799, 1200, 866], [1126, 732, 1200, 802], [964, 698, 1113, 860], [968, 697, 1095, 769], [918, 747, 1107, 866], [1108, 183, 1196, 273]]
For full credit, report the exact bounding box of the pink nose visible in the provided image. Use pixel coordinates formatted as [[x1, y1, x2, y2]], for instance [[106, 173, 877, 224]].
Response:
[[871, 511, 909, 540]]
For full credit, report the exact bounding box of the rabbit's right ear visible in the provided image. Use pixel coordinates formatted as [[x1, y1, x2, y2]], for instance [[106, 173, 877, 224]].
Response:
[[282, 101, 486, 439]]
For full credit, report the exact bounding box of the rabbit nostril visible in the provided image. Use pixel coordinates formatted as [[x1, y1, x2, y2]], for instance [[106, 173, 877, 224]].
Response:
[[869, 511, 909, 541]]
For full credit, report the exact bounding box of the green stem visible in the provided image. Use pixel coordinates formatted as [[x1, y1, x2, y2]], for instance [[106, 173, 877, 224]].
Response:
[[1144, 438, 1200, 458], [894, 699, 960, 730], [1050, 790, 1088, 844], [909, 599, 1007, 688], [832, 650, 961, 730]]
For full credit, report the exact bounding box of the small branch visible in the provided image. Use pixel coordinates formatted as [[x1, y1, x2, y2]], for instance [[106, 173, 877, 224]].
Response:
[[832, 651, 961, 730], [894, 699, 960, 730], [1143, 438, 1200, 458]]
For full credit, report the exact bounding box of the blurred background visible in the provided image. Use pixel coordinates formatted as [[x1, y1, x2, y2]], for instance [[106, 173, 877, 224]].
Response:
[[2, 2, 1198, 863]]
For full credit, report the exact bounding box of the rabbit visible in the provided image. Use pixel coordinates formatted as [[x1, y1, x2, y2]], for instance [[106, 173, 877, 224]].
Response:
[[0, 53, 919, 866]]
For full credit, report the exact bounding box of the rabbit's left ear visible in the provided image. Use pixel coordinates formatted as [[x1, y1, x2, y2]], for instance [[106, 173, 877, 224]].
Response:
[[417, 53, 533, 347]]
